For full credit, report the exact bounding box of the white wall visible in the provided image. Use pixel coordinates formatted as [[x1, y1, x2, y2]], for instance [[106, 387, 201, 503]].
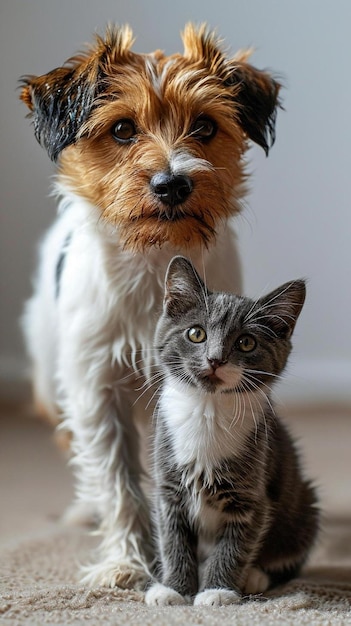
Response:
[[1, 0, 350, 404]]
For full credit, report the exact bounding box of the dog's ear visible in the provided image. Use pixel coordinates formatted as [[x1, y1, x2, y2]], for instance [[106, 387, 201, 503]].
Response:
[[225, 57, 282, 155], [182, 23, 230, 80], [20, 25, 134, 161], [182, 24, 281, 155], [20, 63, 99, 162]]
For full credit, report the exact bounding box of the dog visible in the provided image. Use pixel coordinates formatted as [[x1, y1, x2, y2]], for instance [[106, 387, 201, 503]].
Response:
[[20, 23, 280, 589]]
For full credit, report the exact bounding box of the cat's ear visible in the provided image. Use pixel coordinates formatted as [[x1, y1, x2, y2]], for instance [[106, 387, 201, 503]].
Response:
[[164, 256, 206, 317], [258, 280, 306, 339]]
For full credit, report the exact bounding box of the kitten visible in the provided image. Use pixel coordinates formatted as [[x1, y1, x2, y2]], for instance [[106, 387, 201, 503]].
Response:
[[145, 256, 319, 607]]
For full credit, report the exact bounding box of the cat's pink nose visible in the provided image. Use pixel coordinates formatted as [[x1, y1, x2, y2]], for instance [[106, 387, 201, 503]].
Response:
[[207, 358, 227, 371]]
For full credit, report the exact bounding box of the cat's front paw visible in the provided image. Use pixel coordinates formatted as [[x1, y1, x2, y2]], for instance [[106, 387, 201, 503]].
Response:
[[194, 588, 241, 606], [145, 582, 189, 606]]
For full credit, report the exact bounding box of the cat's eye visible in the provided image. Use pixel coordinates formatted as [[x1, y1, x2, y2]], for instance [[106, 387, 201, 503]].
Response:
[[191, 116, 217, 141], [111, 119, 137, 143], [236, 334, 257, 353], [187, 326, 207, 343]]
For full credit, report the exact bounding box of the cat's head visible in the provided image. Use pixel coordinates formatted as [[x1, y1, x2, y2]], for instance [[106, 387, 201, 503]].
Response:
[[156, 256, 306, 395]]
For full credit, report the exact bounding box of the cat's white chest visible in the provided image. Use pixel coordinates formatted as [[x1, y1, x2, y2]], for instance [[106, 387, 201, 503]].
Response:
[[159, 382, 254, 476]]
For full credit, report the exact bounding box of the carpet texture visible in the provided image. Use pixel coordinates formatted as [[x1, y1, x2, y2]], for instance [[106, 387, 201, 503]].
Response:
[[1, 404, 351, 625]]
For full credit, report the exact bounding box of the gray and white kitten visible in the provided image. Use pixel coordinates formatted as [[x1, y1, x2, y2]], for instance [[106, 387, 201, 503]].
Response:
[[145, 256, 319, 607]]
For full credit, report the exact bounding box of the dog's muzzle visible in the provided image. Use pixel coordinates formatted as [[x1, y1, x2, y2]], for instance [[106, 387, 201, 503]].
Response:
[[150, 172, 193, 219]]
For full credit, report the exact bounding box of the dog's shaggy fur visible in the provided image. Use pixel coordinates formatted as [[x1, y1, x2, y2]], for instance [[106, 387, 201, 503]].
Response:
[[20, 24, 280, 589]]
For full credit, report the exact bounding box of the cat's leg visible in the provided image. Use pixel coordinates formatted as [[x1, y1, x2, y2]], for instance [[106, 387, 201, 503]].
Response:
[[195, 567, 270, 604], [195, 564, 270, 604], [59, 336, 151, 589], [195, 509, 270, 606], [145, 492, 198, 605]]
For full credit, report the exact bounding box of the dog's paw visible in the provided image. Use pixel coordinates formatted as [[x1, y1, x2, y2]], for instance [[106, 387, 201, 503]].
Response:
[[244, 567, 270, 595], [145, 583, 188, 606], [194, 588, 241, 606], [81, 561, 150, 590]]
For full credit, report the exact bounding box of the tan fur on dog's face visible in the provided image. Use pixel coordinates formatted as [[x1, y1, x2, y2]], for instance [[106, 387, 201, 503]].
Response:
[[21, 24, 281, 252]]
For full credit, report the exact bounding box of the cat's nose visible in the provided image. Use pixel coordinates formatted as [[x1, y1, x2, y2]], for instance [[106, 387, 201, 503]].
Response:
[[207, 358, 227, 371]]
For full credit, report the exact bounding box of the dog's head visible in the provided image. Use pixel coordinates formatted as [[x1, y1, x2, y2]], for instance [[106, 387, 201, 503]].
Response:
[[21, 24, 281, 252]]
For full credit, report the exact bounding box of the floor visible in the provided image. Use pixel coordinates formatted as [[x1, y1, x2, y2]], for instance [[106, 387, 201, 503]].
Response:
[[0, 403, 73, 545]]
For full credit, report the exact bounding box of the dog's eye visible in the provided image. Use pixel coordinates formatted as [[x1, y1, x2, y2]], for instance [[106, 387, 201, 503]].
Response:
[[191, 117, 217, 141], [187, 326, 207, 343], [111, 119, 137, 143], [236, 334, 257, 353]]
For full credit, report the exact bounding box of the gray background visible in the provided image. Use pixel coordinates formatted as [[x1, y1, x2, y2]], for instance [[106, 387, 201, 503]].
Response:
[[1, 0, 350, 403]]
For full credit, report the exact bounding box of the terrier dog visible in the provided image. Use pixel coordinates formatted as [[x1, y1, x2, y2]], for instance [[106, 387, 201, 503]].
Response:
[[20, 24, 280, 589]]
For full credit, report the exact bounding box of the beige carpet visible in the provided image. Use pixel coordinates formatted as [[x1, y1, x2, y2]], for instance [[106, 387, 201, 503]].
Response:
[[1, 402, 351, 625]]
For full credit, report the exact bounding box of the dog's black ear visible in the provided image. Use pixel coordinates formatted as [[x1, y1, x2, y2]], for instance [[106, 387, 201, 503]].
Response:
[[225, 61, 282, 155], [20, 26, 134, 161], [20, 63, 99, 162]]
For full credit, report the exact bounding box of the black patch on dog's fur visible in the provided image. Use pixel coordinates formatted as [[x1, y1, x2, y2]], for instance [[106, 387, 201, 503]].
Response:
[[55, 232, 72, 298]]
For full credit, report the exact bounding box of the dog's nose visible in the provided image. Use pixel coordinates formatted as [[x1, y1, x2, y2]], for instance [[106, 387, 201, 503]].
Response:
[[150, 172, 193, 206]]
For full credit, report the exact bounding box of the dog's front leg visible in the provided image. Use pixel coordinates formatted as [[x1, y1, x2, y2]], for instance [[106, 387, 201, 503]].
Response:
[[58, 336, 151, 589]]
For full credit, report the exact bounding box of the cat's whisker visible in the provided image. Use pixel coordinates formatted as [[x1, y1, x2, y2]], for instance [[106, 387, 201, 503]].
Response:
[[133, 377, 165, 406], [244, 368, 283, 381], [243, 374, 274, 414], [236, 376, 270, 439], [237, 379, 259, 443], [228, 393, 247, 436], [241, 376, 276, 435], [144, 383, 164, 410], [140, 361, 187, 390], [131, 365, 187, 405], [119, 363, 161, 383], [134, 373, 163, 394], [178, 372, 194, 390], [229, 393, 241, 430], [242, 372, 274, 392], [242, 371, 282, 408], [236, 385, 247, 431]]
